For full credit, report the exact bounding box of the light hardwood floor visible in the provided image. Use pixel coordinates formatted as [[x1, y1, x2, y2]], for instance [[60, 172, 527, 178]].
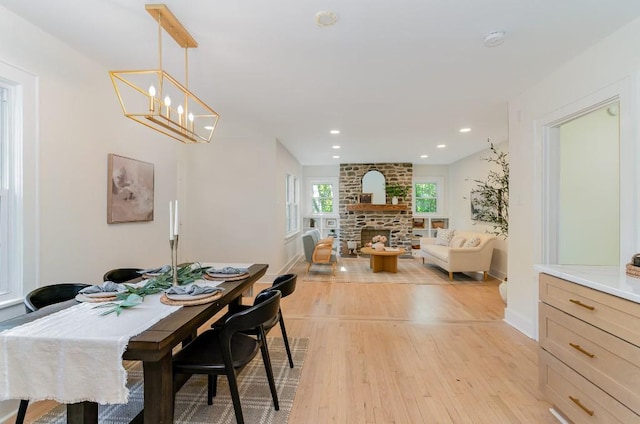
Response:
[[6, 263, 555, 424]]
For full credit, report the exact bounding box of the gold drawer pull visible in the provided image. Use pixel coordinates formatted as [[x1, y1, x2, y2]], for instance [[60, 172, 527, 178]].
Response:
[[569, 342, 595, 358], [569, 396, 594, 416], [569, 298, 595, 310]]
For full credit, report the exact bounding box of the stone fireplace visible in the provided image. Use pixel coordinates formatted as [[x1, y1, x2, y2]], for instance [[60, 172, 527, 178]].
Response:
[[339, 163, 413, 250]]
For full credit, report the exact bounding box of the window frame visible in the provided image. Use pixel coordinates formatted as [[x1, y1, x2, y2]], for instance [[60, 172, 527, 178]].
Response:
[[285, 173, 300, 236], [0, 61, 38, 315], [413, 177, 445, 216], [306, 177, 338, 216]]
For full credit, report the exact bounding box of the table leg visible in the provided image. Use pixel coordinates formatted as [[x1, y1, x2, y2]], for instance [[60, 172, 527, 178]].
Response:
[[142, 354, 174, 424], [67, 401, 98, 424]]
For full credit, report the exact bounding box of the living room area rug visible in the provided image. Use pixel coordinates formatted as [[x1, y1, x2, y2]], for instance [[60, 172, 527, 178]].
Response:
[[294, 256, 486, 285], [33, 337, 308, 424]]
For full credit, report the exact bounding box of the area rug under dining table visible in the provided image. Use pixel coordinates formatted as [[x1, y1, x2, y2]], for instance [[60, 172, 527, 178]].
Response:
[[33, 337, 308, 424]]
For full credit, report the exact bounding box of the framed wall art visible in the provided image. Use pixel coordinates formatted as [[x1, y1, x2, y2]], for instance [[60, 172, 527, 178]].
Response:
[[325, 218, 337, 228], [107, 154, 155, 223], [359, 193, 372, 204]]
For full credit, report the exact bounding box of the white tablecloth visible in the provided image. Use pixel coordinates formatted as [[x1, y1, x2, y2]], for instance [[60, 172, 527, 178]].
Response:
[[0, 293, 180, 404]]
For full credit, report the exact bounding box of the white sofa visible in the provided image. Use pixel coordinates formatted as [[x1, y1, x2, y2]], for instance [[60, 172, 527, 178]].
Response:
[[418, 230, 496, 281]]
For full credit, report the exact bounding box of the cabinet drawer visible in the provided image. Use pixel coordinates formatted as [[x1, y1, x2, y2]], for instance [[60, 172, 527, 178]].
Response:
[[539, 303, 640, 413], [539, 350, 640, 424], [540, 274, 640, 347]]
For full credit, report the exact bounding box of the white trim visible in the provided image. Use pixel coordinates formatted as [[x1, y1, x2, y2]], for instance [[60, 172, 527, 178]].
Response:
[[0, 60, 39, 311]]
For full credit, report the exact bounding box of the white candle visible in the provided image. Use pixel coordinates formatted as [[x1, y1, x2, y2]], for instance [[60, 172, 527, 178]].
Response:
[[174, 200, 179, 236], [169, 201, 174, 241]]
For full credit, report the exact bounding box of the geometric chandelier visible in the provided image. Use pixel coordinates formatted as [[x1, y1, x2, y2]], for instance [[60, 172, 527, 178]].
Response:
[[109, 4, 219, 143]]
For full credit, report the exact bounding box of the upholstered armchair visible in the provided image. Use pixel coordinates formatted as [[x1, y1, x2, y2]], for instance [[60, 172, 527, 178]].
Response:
[[302, 230, 337, 275]]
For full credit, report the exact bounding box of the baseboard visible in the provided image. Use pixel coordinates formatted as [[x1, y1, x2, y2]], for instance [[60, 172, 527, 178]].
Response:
[[504, 306, 536, 340]]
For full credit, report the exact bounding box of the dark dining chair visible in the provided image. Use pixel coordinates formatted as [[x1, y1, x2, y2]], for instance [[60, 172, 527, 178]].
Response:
[[173, 290, 282, 424], [211, 273, 297, 368], [102, 268, 143, 284], [17, 282, 90, 423]]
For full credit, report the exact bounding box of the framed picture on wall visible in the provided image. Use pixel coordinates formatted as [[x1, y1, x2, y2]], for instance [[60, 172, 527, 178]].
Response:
[[107, 154, 155, 223], [325, 218, 337, 228], [359, 193, 372, 203]]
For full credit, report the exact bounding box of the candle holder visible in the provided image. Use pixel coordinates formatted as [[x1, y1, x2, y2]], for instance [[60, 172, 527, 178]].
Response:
[[170, 235, 180, 286]]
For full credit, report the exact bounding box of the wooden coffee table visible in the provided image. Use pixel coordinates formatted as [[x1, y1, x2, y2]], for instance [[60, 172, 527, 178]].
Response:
[[360, 247, 406, 273]]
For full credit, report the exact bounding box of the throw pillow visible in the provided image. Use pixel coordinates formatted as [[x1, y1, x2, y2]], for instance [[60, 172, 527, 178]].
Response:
[[463, 236, 481, 248], [435, 229, 455, 246], [449, 235, 466, 248]]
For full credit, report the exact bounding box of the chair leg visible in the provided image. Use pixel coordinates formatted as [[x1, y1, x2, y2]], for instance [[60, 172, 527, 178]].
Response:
[[15, 399, 29, 424], [278, 313, 294, 368], [483, 271, 488, 282], [331, 262, 336, 276], [260, 339, 280, 410], [226, 370, 245, 424], [449, 271, 453, 281], [306, 263, 311, 274], [207, 375, 217, 405]]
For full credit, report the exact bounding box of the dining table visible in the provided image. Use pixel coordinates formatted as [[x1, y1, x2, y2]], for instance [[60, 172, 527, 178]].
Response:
[[0, 263, 268, 424]]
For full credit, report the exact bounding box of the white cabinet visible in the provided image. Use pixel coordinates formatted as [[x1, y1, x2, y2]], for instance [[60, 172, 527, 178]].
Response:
[[411, 217, 448, 239], [538, 273, 640, 423]]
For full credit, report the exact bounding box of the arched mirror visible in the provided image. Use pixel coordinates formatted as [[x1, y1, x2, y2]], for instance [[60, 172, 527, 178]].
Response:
[[362, 170, 386, 204]]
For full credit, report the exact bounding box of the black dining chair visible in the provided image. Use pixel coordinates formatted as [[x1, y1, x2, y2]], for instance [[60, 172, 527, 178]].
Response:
[[173, 290, 282, 424], [102, 268, 143, 284], [17, 282, 90, 423], [212, 273, 297, 368]]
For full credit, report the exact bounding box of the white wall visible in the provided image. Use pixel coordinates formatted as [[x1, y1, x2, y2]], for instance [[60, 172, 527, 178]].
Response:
[[448, 144, 508, 279], [508, 17, 640, 337], [0, 6, 184, 420]]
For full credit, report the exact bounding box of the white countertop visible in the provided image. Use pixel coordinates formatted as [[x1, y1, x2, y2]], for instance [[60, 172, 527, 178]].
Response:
[[535, 264, 640, 304]]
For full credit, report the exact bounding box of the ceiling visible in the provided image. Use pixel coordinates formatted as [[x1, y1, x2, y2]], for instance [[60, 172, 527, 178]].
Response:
[[2, 1, 640, 165]]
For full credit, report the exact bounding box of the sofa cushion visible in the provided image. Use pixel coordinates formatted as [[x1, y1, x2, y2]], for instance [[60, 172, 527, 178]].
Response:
[[422, 244, 449, 262], [463, 236, 481, 248], [449, 235, 466, 248], [435, 229, 455, 246]]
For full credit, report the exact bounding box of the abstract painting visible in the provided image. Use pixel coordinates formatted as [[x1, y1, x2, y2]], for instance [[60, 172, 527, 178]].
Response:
[[107, 154, 154, 223]]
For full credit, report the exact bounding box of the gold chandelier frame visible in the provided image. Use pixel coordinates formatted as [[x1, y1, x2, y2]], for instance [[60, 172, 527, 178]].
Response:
[[110, 4, 219, 143]]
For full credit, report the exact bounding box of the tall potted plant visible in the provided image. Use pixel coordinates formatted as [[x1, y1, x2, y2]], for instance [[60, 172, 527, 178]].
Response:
[[473, 140, 509, 303]]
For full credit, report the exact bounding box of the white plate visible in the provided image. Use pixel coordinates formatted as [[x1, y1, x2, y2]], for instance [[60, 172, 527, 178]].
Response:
[[165, 291, 220, 301], [206, 271, 248, 278]]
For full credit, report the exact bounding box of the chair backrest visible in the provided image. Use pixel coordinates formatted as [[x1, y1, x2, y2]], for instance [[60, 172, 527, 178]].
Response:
[[271, 274, 297, 298], [103, 268, 143, 283], [302, 234, 316, 262], [221, 290, 281, 340], [24, 283, 90, 313]]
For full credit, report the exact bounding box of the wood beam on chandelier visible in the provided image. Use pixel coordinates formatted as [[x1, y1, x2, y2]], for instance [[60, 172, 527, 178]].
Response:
[[145, 4, 198, 48]]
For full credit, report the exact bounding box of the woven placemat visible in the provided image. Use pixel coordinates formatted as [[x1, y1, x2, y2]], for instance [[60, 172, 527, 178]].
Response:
[[159, 291, 223, 306], [203, 273, 248, 282], [76, 294, 118, 303]]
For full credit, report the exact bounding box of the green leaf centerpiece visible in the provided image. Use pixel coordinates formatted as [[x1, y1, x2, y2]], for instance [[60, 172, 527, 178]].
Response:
[[94, 263, 207, 315]]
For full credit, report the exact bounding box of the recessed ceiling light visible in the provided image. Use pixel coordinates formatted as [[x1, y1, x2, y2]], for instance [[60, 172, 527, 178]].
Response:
[[437, 144, 446, 148], [459, 128, 471, 133], [420, 155, 429, 158], [316, 11, 338, 27], [332, 145, 340, 149], [330, 129, 340, 135], [484, 31, 506, 47], [332, 155, 340, 159]]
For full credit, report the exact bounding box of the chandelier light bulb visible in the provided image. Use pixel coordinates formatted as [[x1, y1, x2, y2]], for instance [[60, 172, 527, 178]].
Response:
[[148, 85, 156, 112], [188, 112, 194, 132], [177, 105, 184, 125], [164, 96, 171, 107]]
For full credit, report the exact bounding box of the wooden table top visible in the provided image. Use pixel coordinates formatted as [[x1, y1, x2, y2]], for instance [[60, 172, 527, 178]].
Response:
[[360, 247, 406, 256]]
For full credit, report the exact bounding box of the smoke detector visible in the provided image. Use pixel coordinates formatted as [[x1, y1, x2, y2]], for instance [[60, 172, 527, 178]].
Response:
[[316, 11, 338, 27], [484, 31, 506, 47]]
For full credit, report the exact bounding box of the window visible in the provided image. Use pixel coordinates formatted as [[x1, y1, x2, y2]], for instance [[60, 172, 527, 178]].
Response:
[[307, 178, 338, 215], [414, 179, 444, 215], [312, 183, 334, 213], [285, 174, 299, 235], [0, 62, 37, 314]]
